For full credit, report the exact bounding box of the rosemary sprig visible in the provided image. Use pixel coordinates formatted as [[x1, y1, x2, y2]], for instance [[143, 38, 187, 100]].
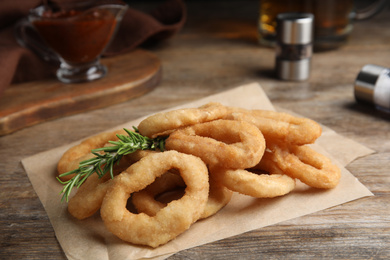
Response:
[[57, 127, 167, 202]]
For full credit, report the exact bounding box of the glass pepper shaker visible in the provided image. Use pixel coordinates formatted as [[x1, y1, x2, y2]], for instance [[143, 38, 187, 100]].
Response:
[[275, 13, 314, 81]]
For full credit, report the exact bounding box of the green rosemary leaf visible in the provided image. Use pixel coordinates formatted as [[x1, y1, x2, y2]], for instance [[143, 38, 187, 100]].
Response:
[[58, 168, 79, 178], [57, 128, 167, 202]]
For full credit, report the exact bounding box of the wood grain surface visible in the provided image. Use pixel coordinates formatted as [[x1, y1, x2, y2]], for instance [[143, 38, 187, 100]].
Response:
[[0, 49, 161, 136], [1, 1, 389, 259]]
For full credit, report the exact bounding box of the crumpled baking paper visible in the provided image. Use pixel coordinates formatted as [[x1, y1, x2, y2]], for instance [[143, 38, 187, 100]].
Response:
[[22, 82, 374, 260]]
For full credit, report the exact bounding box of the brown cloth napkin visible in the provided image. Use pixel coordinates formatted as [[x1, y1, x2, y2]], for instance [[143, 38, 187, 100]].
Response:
[[0, 0, 186, 97]]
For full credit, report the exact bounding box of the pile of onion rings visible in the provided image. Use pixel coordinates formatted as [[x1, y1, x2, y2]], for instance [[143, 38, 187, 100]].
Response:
[[57, 102, 341, 248]]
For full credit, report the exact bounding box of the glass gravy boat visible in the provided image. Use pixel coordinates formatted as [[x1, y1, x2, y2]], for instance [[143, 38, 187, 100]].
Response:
[[15, 0, 128, 83]]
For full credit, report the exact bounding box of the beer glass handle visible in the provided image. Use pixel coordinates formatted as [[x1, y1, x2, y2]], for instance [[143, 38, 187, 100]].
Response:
[[13, 18, 59, 63], [355, 0, 389, 20]]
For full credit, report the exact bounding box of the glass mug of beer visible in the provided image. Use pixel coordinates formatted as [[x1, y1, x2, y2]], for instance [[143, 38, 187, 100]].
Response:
[[258, 0, 388, 51]]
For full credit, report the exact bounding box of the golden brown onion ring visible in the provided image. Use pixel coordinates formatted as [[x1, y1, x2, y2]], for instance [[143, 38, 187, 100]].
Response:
[[259, 143, 341, 189], [225, 108, 322, 145], [57, 129, 127, 181], [137, 102, 229, 138], [131, 171, 185, 217], [100, 150, 209, 248], [132, 172, 232, 219], [165, 119, 266, 169], [67, 150, 155, 220], [210, 166, 296, 198]]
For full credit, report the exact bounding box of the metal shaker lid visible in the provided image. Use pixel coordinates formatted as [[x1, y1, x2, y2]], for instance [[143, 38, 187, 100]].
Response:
[[354, 64, 384, 104], [276, 13, 314, 44], [354, 64, 390, 110]]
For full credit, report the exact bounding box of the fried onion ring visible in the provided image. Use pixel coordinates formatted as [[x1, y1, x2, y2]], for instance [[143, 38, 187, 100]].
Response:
[[137, 102, 229, 138], [259, 143, 341, 189], [131, 171, 185, 217], [210, 166, 296, 198], [100, 151, 209, 248], [68, 171, 113, 220], [132, 172, 233, 219], [57, 129, 127, 181], [165, 119, 265, 169], [202, 176, 233, 218], [67, 150, 156, 220], [225, 108, 322, 145]]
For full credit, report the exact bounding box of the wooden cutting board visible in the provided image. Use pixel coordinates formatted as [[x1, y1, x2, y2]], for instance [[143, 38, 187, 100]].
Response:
[[0, 49, 161, 136]]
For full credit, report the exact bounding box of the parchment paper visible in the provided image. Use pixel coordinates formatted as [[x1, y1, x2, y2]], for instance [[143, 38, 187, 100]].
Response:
[[22, 82, 374, 260]]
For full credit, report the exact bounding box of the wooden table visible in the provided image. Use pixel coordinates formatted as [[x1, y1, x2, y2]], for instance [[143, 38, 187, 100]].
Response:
[[1, 1, 389, 259]]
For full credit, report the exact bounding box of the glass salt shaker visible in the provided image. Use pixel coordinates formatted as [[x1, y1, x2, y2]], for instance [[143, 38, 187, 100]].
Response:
[[275, 13, 314, 81]]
